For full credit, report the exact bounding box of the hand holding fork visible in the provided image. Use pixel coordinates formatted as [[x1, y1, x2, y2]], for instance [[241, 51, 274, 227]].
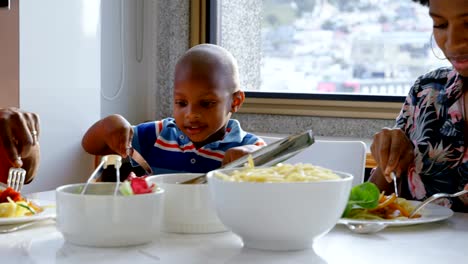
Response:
[[0, 108, 40, 189], [7, 167, 26, 192]]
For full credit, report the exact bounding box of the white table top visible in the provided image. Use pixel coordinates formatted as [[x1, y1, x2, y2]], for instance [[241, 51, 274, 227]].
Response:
[[2, 191, 466, 264]]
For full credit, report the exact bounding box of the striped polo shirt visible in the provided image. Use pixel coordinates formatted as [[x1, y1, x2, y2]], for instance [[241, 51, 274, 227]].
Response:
[[131, 117, 266, 174]]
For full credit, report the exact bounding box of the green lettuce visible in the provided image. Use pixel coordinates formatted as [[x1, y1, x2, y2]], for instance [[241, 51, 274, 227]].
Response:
[[342, 182, 380, 217]]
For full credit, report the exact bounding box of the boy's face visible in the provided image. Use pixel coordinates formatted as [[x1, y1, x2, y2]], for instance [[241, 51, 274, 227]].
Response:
[[173, 73, 236, 145]]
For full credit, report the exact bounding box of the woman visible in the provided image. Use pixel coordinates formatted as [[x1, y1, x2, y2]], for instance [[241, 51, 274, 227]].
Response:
[[369, 0, 468, 212], [0, 107, 40, 185]]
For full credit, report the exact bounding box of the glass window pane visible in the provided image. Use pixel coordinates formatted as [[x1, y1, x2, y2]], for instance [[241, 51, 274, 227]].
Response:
[[217, 0, 451, 97]]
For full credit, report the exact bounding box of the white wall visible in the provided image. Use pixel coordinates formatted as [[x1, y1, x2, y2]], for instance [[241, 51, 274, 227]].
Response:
[[100, 0, 149, 124], [19, 0, 102, 193], [17, 0, 156, 193]]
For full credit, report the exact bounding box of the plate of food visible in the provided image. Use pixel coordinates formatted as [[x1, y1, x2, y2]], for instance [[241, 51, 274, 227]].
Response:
[[0, 187, 56, 225], [339, 201, 453, 227], [338, 182, 454, 227]]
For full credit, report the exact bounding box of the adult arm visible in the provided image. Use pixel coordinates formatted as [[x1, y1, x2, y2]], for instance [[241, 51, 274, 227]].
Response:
[[0, 108, 40, 184]]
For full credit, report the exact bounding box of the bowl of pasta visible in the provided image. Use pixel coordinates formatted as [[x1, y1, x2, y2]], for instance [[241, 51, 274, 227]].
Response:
[[206, 163, 353, 251], [147, 173, 227, 234], [55, 178, 164, 247]]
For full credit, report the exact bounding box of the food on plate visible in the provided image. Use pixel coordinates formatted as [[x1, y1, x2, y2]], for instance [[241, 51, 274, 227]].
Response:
[[119, 172, 160, 195], [342, 182, 421, 220], [214, 158, 340, 183], [0, 187, 43, 218]]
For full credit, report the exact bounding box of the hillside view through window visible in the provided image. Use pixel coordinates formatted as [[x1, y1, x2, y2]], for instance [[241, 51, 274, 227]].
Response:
[[257, 0, 450, 96]]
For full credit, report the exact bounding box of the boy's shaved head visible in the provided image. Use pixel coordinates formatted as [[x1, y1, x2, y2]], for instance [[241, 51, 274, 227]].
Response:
[[175, 44, 240, 93], [172, 44, 246, 147]]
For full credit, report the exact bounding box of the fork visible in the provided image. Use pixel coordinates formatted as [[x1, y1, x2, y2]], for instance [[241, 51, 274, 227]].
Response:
[[408, 189, 468, 218], [391, 171, 398, 198], [7, 167, 26, 192]]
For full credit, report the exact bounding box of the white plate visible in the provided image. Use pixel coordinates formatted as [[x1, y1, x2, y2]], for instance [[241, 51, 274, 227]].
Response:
[[0, 200, 56, 225], [338, 200, 454, 227]]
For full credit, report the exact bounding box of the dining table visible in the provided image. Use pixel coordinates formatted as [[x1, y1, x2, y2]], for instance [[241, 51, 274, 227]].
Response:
[[2, 190, 466, 264]]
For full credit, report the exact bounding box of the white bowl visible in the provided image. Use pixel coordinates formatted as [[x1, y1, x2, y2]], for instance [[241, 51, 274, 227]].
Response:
[[207, 168, 353, 251], [56, 183, 164, 247], [147, 173, 227, 234]]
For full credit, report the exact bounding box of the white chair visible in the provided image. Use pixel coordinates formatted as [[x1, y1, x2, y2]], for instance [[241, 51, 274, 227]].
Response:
[[261, 136, 367, 186]]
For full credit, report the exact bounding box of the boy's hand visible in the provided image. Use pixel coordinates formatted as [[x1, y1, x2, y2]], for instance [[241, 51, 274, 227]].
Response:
[[103, 115, 133, 158], [82, 114, 133, 157], [222, 145, 261, 166]]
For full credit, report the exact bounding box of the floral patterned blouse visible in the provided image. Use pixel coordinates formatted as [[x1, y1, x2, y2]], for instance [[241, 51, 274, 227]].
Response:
[[397, 67, 468, 212]]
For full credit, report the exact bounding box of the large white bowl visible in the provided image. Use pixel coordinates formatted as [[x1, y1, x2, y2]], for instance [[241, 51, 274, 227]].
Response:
[[56, 183, 164, 247], [207, 168, 353, 251], [147, 173, 227, 234]]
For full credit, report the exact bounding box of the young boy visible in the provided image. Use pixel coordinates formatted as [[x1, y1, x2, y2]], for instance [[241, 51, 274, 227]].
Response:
[[82, 44, 266, 174]]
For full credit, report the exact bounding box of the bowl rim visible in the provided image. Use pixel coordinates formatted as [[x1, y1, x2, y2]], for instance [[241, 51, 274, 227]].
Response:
[[206, 167, 353, 185], [146, 173, 208, 186], [55, 182, 164, 197]]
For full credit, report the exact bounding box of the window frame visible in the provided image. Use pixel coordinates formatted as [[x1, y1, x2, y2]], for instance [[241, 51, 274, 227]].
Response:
[[190, 0, 406, 119]]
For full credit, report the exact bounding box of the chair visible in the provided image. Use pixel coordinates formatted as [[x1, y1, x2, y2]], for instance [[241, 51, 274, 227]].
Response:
[[261, 136, 367, 186]]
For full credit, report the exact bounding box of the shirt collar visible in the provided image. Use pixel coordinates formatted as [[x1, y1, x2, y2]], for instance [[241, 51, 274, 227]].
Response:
[[220, 119, 246, 144], [166, 118, 246, 145]]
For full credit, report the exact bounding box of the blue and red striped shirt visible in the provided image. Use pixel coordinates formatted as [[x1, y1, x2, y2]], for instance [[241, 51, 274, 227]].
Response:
[[131, 118, 265, 174]]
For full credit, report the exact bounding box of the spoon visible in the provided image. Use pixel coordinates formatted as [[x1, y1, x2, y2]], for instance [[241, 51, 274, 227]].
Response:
[[345, 222, 388, 234], [408, 189, 468, 218]]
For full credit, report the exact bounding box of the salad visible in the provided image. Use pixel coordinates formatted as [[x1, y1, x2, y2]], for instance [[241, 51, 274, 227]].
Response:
[[119, 172, 159, 196], [342, 182, 421, 220], [0, 187, 43, 218]]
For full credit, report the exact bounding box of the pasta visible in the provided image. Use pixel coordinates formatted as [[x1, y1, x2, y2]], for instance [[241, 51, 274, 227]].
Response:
[[0, 187, 43, 218], [215, 162, 341, 183]]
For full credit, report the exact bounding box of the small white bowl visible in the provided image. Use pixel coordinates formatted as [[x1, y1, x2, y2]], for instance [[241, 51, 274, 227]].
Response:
[[207, 168, 353, 251], [147, 173, 227, 234], [56, 183, 164, 247]]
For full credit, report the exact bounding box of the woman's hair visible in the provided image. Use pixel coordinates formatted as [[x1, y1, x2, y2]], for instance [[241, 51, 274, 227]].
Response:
[[412, 0, 429, 6]]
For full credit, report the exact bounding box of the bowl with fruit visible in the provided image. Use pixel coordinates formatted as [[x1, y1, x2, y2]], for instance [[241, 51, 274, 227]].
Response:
[[56, 173, 164, 247]]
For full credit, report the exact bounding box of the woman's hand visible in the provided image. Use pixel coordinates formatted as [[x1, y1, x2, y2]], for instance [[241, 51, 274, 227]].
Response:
[[370, 127, 414, 182], [0, 108, 40, 184], [222, 145, 261, 166]]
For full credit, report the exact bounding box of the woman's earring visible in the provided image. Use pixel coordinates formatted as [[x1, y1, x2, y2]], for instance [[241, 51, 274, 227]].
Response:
[[430, 34, 446, 60]]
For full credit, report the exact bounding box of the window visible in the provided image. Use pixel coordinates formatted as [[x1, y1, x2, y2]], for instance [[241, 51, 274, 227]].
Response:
[[191, 0, 449, 119]]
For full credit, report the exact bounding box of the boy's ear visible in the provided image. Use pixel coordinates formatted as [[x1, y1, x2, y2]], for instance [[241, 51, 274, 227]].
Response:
[[231, 90, 245, 113]]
